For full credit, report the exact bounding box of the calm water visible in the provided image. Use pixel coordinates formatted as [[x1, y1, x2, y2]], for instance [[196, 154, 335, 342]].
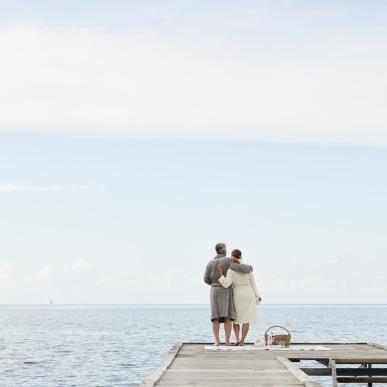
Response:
[[0, 305, 386, 386]]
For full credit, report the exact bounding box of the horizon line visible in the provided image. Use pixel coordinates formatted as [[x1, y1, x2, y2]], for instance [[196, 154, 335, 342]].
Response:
[[1, 303, 386, 306]]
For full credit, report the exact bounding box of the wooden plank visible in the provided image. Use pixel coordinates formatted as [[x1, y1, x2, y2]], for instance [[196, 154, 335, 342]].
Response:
[[140, 342, 183, 387], [301, 367, 387, 376], [141, 342, 387, 386], [277, 357, 321, 387], [330, 359, 338, 387], [168, 368, 292, 376], [161, 376, 301, 381], [158, 385, 303, 387], [335, 358, 387, 364], [368, 342, 387, 351], [158, 383, 304, 386], [183, 341, 370, 346], [337, 377, 387, 383]]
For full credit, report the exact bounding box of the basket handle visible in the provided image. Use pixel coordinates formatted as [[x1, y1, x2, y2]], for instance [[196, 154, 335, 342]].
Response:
[[264, 325, 291, 336]]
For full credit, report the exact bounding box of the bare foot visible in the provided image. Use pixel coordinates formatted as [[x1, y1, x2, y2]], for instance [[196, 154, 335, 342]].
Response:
[[214, 341, 220, 346], [225, 342, 231, 346]]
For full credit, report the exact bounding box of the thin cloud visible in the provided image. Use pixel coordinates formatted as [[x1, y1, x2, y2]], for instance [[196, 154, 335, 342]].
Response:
[[69, 259, 95, 275], [36, 265, 57, 281], [35, 260, 96, 282], [0, 264, 14, 281], [0, 184, 96, 193]]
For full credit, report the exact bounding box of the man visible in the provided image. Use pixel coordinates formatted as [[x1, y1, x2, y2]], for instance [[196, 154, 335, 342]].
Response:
[[203, 242, 252, 345]]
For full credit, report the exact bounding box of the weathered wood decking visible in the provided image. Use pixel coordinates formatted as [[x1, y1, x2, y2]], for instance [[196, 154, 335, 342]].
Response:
[[140, 342, 387, 386]]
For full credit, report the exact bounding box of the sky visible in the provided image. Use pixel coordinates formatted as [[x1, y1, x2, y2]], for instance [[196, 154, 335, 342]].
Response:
[[0, 1, 386, 304]]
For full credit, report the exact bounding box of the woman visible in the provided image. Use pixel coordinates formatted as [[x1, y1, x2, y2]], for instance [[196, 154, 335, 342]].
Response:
[[218, 249, 261, 346]]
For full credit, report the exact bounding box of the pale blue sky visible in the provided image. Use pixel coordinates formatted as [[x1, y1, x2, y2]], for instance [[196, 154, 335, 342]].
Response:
[[0, 1, 386, 303], [1, 135, 386, 303]]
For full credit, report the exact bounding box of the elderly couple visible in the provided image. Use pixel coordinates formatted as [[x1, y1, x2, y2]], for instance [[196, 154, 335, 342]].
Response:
[[203, 243, 261, 346]]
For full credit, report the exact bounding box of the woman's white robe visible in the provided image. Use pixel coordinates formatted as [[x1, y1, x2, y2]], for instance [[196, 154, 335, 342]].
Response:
[[219, 270, 260, 324]]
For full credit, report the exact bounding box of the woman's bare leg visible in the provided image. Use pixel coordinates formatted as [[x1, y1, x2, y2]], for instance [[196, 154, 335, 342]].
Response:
[[233, 323, 240, 344], [240, 323, 250, 346], [212, 319, 220, 345], [224, 318, 232, 345]]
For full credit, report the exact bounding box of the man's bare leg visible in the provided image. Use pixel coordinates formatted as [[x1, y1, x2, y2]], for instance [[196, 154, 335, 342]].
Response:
[[224, 318, 232, 345], [212, 319, 220, 345], [233, 323, 240, 344], [240, 323, 250, 346]]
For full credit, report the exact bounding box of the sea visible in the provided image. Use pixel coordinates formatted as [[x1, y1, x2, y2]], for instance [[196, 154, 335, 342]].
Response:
[[0, 304, 386, 387]]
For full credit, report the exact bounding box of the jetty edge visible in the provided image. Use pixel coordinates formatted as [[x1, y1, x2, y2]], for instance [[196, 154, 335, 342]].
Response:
[[140, 341, 387, 386]]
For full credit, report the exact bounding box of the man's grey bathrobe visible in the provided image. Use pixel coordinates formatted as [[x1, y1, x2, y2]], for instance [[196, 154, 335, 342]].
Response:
[[203, 254, 251, 323]]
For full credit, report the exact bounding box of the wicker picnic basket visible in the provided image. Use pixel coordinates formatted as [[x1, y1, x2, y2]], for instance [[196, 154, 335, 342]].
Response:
[[264, 325, 291, 347]]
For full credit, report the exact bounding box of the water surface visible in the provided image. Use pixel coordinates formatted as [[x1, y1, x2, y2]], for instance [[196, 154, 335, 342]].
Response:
[[0, 304, 386, 386]]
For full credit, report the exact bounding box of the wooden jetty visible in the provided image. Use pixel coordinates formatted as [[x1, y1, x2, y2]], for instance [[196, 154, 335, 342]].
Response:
[[140, 342, 387, 386]]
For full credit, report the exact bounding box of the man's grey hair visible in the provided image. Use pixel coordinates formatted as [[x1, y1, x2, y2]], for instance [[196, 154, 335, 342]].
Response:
[[215, 243, 226, 254]]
